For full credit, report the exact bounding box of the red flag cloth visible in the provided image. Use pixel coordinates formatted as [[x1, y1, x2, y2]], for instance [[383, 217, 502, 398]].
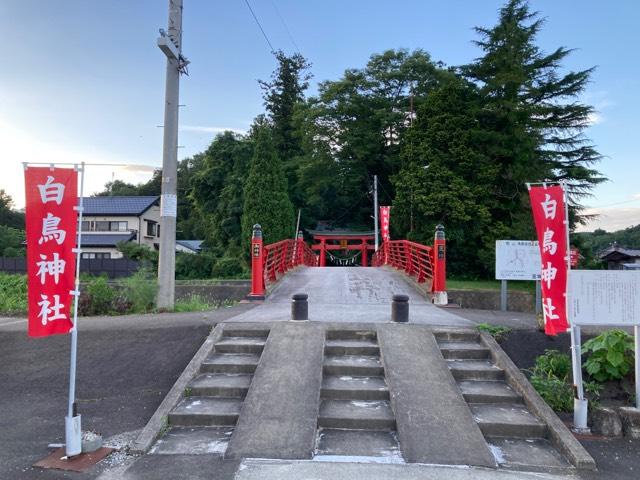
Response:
[[380, 206, 391, 242], [24, 167, 78, 337], [528, 185, 569, 335]]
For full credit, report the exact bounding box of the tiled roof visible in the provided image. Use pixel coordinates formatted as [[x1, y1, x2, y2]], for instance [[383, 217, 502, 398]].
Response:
[[600, 245, 640, 259], [83, 196, 159, 216], [176, 240, 204, 252], [81, 233, 136, 247]]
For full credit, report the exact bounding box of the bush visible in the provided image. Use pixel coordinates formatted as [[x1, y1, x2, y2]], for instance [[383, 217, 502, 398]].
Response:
[[212, 257, 246, 278], [529, 374, 574, 412], [118, 269, 157, 313], [531, 349, 571, 381], [175, 252, 216, 280], [85, 276, 116, 315], [583, 330, 635, 382], [0, 273, 27, 314], [477, 323, 511, 342], [116, 241, 158, 270]]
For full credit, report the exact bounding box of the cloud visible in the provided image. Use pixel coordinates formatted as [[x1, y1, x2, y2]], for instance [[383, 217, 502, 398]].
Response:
[[179, 125, 246, 135], [587, 112, 602, 125], [577, 207, 640, 232]]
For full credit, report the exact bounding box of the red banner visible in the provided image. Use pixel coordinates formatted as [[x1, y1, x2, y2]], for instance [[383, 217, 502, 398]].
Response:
[[380, 206, 391, 242], [25, 167, 78, 337], [529, 185, 569, 335]]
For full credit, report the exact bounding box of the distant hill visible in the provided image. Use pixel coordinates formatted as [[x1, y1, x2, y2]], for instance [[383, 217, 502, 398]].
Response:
[[576, 224, 640, 255]]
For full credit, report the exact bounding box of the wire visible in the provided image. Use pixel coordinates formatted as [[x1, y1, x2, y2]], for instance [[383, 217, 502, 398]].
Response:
[[269, 0, 301, 54], [243, 0, 275, 54]]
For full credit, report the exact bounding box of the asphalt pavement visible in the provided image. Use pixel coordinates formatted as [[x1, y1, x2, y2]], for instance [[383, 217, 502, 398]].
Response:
[[0, 303, 255, 480]]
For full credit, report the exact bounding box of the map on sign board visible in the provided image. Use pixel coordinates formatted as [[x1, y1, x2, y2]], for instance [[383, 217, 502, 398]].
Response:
[[568, 270, 640, 326], [495, 240, 541, 281]]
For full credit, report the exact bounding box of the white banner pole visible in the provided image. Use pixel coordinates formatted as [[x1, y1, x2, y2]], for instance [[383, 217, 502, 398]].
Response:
[[563, 180, 588, 431], [65, 162, 85, 457]]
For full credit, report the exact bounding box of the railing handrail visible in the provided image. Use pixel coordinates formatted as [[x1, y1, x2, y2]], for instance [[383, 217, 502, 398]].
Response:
[[373, 239, 436, 291], [262, 238, 318, 287]]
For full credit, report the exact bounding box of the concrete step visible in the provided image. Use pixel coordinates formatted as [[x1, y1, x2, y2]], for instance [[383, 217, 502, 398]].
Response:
[[447, 360, 505, 381], [439, 342, 490, 360], [458, 381, 522, 404], [321, 375, 389, 400], [169, 397, 243, 427], [326, 329, 377, 341], [324, 339, 379, 356], [487, 437, 572, 473], [222, 328, 270, 338], [150, 426, 234, 455], [215, 337, 266, 354], [434, 330, 480, 343], [471, 404, 547, 438], [315, 428, 402, 461], [318, 399, 396, 430], [188, 373, 252, 398], [323, 355, 384, 376], [201, 353, 260, 374]]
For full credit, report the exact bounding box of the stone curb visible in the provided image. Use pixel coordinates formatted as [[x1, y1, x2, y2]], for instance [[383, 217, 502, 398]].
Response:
[[129, 323, 225, 454], [479, 332, 597, 471]]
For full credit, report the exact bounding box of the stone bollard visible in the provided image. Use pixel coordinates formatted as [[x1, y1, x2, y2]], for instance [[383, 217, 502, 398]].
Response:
[[291, 293, 309, 321], [392, 294, 409, 322]]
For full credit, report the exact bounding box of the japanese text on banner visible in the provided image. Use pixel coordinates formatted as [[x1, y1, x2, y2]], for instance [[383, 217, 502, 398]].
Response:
[[528, 185, 569, 335], [380, 206, 391, 242], [24, 167, 78, 337]]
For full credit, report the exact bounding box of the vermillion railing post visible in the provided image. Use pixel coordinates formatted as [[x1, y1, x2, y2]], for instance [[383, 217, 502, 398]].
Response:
[[432, 224, 448, 305], [248, 224, 265, 300], [297, 231, 304, 265]]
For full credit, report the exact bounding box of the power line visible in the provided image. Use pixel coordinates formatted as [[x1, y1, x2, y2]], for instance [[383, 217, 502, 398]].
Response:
[[269, 0, 301, 54], [243, 0, 275, 54]]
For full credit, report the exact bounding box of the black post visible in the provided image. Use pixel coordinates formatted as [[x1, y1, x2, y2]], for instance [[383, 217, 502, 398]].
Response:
[[291, 293, 309, 321], [392, 294, 409, 322]]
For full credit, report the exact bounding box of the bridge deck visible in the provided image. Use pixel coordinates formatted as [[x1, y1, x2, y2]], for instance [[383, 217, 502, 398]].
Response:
[[230, 267, 472, 326]]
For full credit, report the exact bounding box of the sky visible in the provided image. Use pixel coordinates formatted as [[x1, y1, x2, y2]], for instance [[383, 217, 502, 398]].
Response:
[[1, 0, 639, 232]]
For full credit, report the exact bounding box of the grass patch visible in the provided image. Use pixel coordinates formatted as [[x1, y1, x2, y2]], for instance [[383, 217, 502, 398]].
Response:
[[0, 273, 27, 314], [477, 323, 512, 342], [448, 279, 535, 293], [173, 294, 212, 312]]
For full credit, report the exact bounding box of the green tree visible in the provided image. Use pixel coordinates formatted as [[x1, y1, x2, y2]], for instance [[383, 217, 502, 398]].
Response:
[[0, 190, 25, 229], [300, 49, 449, 228], [392, 77, 498, 276], [260, 50, 312, 208], [463, 0, 604, 234], [241, 124, 294, 247], [190, 131, 253, 253], [0, 225, 25, 256]]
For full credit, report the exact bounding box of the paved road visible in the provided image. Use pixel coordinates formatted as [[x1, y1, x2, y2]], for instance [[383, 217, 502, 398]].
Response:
[[0, 303, 255, 480], [228, 267, 472, 326]]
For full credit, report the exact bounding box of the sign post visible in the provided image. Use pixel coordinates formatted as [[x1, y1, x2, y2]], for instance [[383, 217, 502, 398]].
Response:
[[495, 240, 541, 312]]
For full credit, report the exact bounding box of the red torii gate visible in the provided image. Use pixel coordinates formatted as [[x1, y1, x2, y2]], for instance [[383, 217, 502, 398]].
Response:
[[309, 230, 376, 267]]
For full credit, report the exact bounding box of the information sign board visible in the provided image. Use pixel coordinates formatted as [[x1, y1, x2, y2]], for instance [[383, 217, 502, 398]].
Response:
[[495, 240, 541, 281], [568, 270, 640, 326]]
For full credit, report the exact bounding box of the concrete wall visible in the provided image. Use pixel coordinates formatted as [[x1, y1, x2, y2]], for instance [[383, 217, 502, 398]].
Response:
[[447, 289, 535, 313]]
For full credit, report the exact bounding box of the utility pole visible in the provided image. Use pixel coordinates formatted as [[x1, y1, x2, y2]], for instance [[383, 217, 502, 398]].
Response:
[[373, 175, 379, 251], [157, 0, 188, 309]]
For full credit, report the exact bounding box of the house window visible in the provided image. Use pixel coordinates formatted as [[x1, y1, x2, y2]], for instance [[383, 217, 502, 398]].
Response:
[[156, 224, 160, 237], [81, 221, 92, 231], [81, 252, 111, 259], [110, 221, 128, 232], [95, 221, 110, 232], [146, 221, 157, 237]]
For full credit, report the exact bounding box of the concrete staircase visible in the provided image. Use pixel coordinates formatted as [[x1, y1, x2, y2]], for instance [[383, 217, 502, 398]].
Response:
[[436, 331, 572, 473], [315, 330, 402, 461], [153, 327, 270, 455]]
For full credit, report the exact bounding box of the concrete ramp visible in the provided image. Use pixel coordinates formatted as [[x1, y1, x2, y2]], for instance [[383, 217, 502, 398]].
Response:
[[379, 325, 495, 467]]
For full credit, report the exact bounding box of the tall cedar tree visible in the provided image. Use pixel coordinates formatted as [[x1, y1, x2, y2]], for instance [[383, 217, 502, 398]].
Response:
[[260, 50, 311, 209], [241, 124, 295, 248], [463, 0, 604, 234]]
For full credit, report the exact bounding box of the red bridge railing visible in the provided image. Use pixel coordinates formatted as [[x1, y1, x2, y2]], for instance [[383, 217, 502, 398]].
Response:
[[372, 225, 448, 305], [248, 225, 318, 299]]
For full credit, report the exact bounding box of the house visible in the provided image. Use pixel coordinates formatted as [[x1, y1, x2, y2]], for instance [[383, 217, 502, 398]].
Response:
[[80, 196, 161, 259], [599, 243, 640, 270], [176, 240, 204, 254]]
